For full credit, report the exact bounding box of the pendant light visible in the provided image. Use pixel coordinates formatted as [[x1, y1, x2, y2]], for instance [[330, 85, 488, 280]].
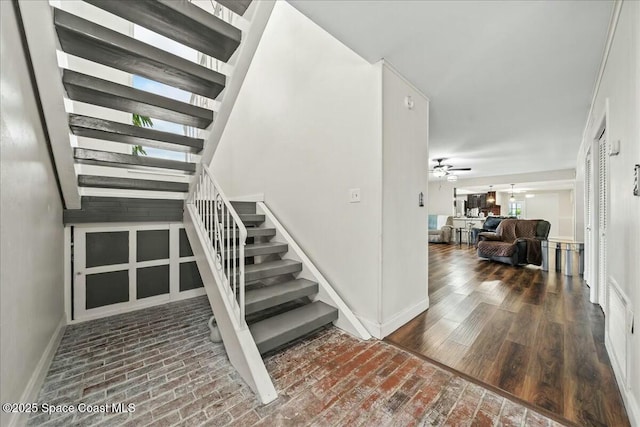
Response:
[[486, 185, 495, 204], [509, 184, 515, 202]]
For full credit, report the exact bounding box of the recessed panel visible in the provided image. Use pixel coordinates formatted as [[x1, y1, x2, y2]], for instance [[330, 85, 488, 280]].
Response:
[[137, 229, 169, 262], [179, 228, 193, 257], [86, 231, 128, 267], [180, 261, 203, 291], [86, 270, 129, 309], [137, 265, 170, 299]]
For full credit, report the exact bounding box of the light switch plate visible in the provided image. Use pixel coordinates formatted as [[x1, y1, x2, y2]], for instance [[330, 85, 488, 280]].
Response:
[[349, 188, 361, 203]]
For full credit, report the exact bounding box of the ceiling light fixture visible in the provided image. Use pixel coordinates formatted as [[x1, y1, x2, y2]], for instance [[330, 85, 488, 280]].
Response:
[[447, 175, 458, 182], [509, 184, 516, 202], [486, 185, 495, 203], [433, 168, 447, 178]]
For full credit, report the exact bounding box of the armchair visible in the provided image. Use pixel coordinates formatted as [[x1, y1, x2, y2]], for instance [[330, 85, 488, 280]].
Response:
[[470, 216, 512, 246], [477, 219, 550, 266], [428, 215, 454, 243]]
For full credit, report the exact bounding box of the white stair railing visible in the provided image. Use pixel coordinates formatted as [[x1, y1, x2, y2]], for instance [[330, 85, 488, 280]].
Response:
[[187, 163, 247, 326]]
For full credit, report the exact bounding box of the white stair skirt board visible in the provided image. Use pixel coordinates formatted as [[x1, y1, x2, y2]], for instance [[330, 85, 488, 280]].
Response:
[[184, 204, 277, 405], [256, 202, 371, 341], [197, 0, 276, 165], [17, 0, 81, 208], [604, 277, 638, 426], [6, 316, 66, 427]]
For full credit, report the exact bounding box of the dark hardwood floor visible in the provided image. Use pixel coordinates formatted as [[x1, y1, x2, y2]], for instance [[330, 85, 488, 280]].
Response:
[[387, 243, 630, 427]]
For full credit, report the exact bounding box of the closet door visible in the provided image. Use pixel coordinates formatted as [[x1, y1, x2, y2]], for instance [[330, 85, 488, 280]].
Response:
[[584, 149, 592, 288], [597, 131, 608, 313]]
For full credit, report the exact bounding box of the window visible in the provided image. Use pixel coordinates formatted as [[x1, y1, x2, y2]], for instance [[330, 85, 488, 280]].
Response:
[[508, 202, 523, 218]]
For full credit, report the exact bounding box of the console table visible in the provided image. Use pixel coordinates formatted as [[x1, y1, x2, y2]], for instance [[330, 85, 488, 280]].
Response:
[[542, 238, 584, 276]]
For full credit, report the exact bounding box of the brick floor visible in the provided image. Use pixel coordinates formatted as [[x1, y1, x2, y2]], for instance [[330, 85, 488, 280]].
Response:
[[28, 296, 565, 426]]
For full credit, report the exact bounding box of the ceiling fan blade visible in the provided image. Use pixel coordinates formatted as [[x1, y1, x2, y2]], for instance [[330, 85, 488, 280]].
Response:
[[447, 168, 471, 171]]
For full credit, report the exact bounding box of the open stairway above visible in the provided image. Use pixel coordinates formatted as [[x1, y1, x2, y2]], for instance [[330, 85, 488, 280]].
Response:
[[26, 0, 251, 222]]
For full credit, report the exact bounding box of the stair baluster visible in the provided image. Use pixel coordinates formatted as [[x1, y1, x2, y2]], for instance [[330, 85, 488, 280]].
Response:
[[188, 164, 247, 325]]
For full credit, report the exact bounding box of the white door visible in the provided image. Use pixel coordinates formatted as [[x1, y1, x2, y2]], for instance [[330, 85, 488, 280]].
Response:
[[597, 130, 608, 313]]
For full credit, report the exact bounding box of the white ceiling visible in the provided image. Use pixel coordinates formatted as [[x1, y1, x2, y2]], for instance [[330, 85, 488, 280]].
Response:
[[456, 179, 576, 195], [288, 0, 612, 179]]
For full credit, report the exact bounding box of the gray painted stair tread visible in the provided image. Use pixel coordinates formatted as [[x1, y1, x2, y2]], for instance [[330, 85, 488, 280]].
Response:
[[86, 0, 241, 62], [64, 211, 183, 224], [69, 114, 204, 153], [63, 72, 213, 129], [80, 196, 184, 207], [225, 242, 288, 258], [64, 196, 183, 224], [217, 0, 252, 16], [239, 214, 265, 224], [245, 279, 318, 315], [213, 227, 276, 238], [78, 175, 189, 192], [55, 9, 225, 98], [249, 301, 338, 354], [244, 259, 302, 281], [74, 148, 196, 173], [246, 228, 276, 237], [230, 201, 256, 214]]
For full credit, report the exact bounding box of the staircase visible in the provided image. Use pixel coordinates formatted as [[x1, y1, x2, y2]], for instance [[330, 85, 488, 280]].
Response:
[[221, 201, 339, 355], [184, 167, 370, 403], [36, 0, 249, 223], [19, 0, 369, 405]]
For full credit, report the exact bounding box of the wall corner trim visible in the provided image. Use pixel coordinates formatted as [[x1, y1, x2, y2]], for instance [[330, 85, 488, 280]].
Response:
[[7, 315, 66, 427], [356, 298, 429, 340]]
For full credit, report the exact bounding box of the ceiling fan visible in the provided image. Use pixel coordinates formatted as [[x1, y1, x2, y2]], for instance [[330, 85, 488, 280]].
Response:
[[429, 158, 471, 180]]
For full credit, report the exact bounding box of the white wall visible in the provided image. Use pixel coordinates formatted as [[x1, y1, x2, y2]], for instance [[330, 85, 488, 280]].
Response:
[[211, 2, 384, 329], [380, 64, 429, 329], [428, 180, 455, 215], [520, 190, 574, 238], [1, 3, 66, 425], [576, 1, 640, 423]]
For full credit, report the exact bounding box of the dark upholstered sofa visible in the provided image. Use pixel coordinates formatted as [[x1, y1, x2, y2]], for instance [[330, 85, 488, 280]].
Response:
[[477, 219, 550, 266]]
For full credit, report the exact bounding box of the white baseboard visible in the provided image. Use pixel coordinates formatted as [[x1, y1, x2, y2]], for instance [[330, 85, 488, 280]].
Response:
[[356, 298, 429, 339], [355, 315, 383, 339], [605, 335, 640, 427], [8, 315, 66, 427], [380, 298, 429, 338]]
